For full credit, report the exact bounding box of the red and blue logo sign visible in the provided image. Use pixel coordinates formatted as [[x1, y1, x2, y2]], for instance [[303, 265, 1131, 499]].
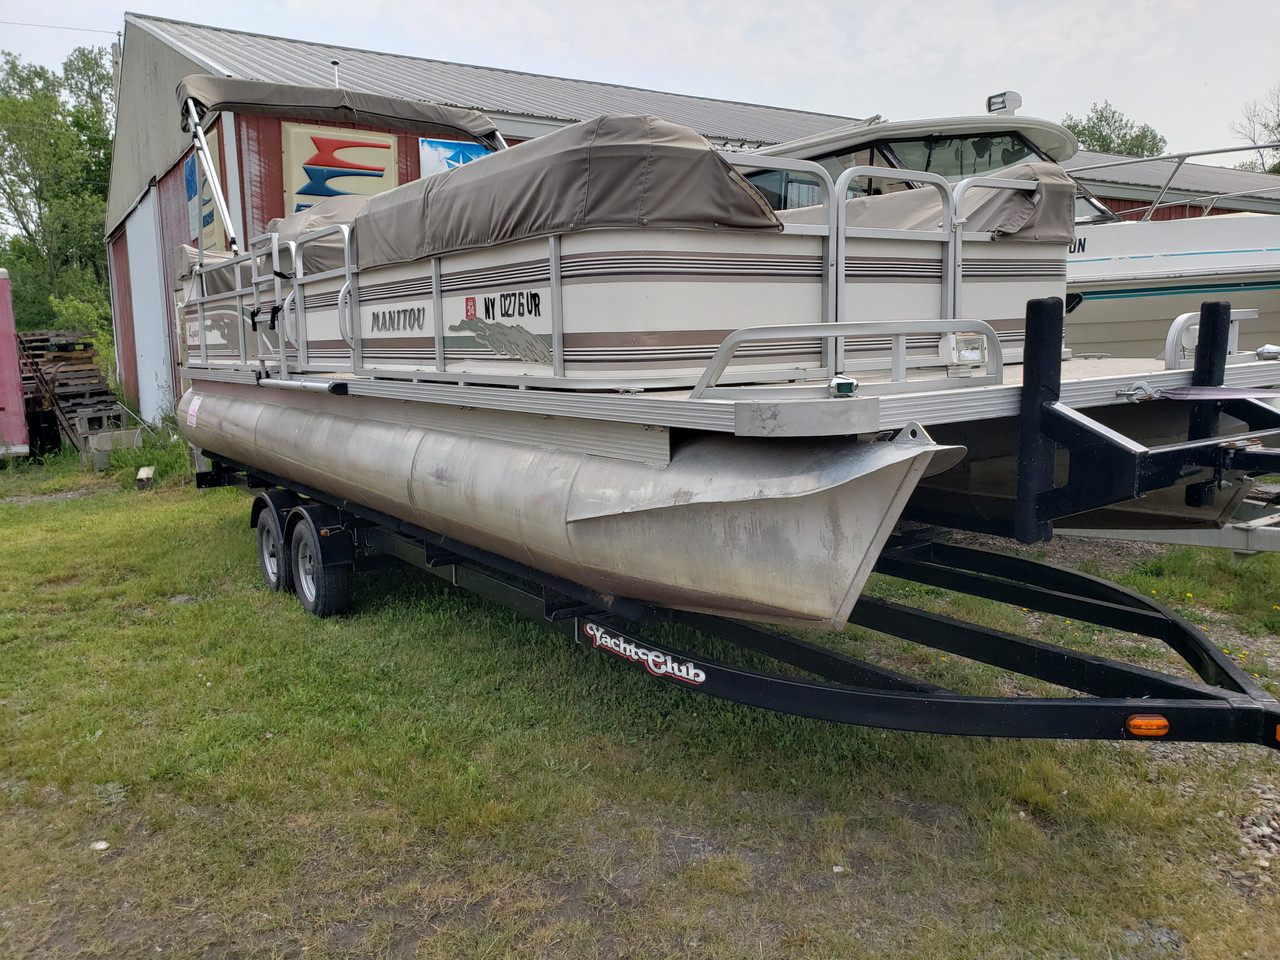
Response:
[[294, 136, 391, 211]]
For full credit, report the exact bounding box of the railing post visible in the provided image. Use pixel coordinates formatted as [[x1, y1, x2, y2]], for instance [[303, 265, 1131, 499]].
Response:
[[1015, 297, 1065, 544], [1185, 301, 1232, 508]]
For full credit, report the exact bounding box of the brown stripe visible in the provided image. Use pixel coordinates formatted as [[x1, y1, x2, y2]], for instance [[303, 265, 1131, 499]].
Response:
[[361, 336, 436, 349], [563, 329, 738, 348]]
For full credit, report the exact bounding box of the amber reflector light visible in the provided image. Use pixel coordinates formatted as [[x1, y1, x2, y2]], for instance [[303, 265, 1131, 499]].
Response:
[[1126, 715, 1170, 737]]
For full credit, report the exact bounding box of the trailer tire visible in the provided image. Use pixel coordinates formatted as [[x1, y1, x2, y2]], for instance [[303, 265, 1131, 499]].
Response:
[[291, 520, 350, 617], [256, 509, 293, 593]]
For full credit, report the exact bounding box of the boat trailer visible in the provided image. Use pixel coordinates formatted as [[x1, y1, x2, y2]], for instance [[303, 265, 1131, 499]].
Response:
[[196, 472, 1280, 753], [196, 299, 1280, 752]]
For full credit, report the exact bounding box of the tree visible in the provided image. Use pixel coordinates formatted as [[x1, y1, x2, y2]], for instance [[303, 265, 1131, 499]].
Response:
[[1062, 101, 1167, 158], [1230, 84, 1280, 174], [0, 46, 113, 331]]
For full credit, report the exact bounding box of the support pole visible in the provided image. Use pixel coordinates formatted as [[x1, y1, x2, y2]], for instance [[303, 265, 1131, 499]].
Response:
[[1185, 301, 1232, 508], [1015, 297, 1064, 544]]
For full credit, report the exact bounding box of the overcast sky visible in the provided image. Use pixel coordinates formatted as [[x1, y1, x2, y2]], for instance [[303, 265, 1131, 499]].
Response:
[[3, 0, 1277, 162]]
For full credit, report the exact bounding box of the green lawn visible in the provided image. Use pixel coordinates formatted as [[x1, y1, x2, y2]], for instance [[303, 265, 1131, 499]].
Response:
[[1, 461, 1278, 958]]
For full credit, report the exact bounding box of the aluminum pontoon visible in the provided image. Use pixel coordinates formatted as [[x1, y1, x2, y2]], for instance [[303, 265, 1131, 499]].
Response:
[[175, 77, 1280, 750]]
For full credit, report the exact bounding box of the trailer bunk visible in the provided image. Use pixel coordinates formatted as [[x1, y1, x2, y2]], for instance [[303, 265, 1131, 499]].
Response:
[[198, 456, 1280, 753]]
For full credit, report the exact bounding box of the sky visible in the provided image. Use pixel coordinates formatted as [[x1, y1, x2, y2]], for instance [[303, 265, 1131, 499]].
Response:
[[2, 0, 1277, 163]]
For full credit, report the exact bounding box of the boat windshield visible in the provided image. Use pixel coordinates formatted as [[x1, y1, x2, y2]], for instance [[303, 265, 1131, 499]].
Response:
[[749, 130, 1119, 223]]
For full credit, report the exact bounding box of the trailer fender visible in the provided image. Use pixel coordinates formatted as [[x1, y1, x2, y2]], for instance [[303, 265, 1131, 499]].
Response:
[[249, 488, 300, 530], [284, 503, 356, 568]]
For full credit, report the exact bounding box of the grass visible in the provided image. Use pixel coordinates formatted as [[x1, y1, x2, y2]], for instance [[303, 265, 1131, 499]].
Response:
[[1, 458, 1278, 958]]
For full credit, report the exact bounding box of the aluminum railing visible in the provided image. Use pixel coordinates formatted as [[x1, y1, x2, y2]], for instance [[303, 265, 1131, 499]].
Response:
[[184, 156, 1046, 395]]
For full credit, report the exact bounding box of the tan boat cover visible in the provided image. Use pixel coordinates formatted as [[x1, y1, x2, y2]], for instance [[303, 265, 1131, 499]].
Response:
[[777, 161, 1075, 242], [264, 194, 369, 277], [176, 195, 368, 298], [353, 114, 783, 270], [174, 245, 244, 295], [176, 75, 504, 151]]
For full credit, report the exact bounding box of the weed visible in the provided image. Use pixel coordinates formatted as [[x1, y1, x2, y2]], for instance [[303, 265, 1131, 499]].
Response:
[[107, 418, 193, 489]]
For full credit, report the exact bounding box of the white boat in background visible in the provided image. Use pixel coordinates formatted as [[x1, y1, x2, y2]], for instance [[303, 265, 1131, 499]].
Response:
[[1066, 144, 1280, 359], [752, 117, 1280, 360]]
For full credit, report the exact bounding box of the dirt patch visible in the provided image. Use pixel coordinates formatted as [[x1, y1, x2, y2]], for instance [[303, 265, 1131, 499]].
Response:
[[1, 484, 112, 507], [947, 529, 1166, 581]]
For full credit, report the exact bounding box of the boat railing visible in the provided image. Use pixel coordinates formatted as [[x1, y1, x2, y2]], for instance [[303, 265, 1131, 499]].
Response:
[[831, 165, 956, 335], [1164, 308, 1259, 369], [246, 232, 297, 376], [951, 176, 1039, 319], [185, 157, 1049, 395], [690, 320, 1004, 399], [190, 244, 262, 366], [291, 223, 357, 374], [1067, 141, 1280, 221]]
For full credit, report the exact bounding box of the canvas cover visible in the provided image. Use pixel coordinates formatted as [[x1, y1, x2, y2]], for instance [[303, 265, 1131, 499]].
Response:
[[264, 194, 369, 277], [176, 75, 504, 151], [174, 244, 243, 295], [777, 161, 1076, 242], [353, 114, 783, 270]]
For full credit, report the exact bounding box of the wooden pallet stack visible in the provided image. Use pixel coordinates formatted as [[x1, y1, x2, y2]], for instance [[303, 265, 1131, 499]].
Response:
[[19, 331, 126, 452]]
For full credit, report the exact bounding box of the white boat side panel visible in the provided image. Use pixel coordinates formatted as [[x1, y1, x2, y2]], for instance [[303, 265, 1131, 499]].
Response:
[[1068, 214, 1280, 357]]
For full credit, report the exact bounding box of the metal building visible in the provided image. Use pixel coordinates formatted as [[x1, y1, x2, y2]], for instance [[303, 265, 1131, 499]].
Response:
[[105, 14, 859, 420]]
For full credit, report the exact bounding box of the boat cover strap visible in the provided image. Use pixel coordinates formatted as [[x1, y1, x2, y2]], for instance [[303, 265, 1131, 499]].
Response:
[[1158, 386, 1280, 400], [353, 114, 783, 270], [176, 74, 504, 151]]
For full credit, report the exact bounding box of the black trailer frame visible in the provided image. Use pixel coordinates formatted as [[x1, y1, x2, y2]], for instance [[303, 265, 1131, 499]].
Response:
[[194, 300, 1280, 753], [197, 459, 1280, 753]]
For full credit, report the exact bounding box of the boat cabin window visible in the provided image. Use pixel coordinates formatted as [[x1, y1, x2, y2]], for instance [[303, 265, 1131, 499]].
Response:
[[747, 145, 902, 210], [751, 131, 1062, 210], [1073, 182, 1123, 224]]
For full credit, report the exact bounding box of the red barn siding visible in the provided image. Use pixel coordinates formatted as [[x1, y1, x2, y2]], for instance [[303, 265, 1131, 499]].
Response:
[[108, 233, 139, 407], [239, 114, 285, 235], [1100, 195, 1234, 221]]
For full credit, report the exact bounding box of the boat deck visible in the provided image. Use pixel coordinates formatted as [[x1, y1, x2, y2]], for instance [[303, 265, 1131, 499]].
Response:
[[184, 350, 1280, 439]]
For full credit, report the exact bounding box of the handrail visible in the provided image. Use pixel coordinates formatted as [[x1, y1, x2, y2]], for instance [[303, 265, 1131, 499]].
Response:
[[281, 291, 298, 348], [336, 281, 354, 348], [1068, 141, 1280, 174], [1163, 308, 1255, 370], [833, 166, 955, 333], [721, 154, 838, 331], [950, 176, 1038, 318], [1111, 184, 1280, 219], [689, 320, 1004, 399], [1068, 141, 1280, 223], [294, 225, 357, 360]]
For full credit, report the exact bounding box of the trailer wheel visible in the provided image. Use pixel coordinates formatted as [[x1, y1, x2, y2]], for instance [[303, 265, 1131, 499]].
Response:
[[256, 509, 293, 593], [291, 520, 350, 617]]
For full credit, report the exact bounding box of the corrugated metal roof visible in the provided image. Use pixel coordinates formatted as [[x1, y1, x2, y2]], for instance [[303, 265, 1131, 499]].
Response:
[[128, 13, 859, 147], [1064, 149, 1280, 205]]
